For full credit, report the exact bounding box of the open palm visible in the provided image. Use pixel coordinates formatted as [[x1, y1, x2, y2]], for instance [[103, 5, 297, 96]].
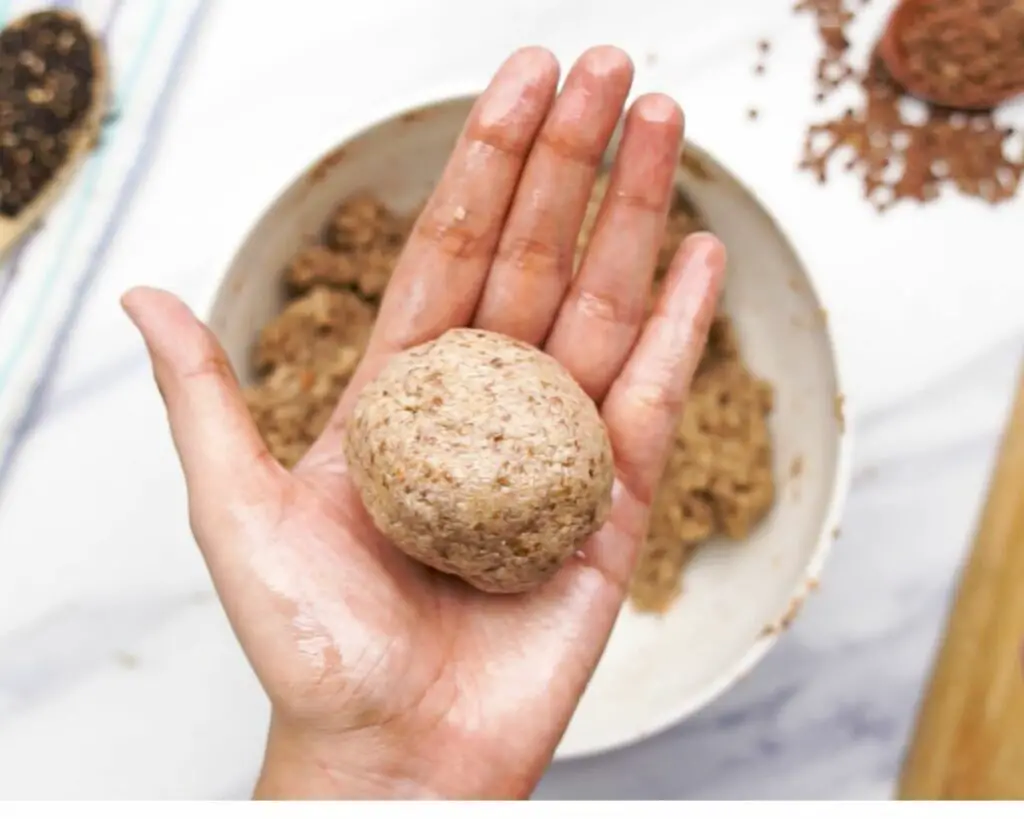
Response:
[[123, 46, 724, 800]]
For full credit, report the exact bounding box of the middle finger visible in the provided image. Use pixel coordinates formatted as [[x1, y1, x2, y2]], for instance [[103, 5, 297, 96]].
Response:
[[472, 46, 634, 346]]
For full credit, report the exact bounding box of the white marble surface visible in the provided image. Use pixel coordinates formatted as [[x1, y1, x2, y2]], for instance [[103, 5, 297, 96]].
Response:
[[1, 0, 1023, 800]]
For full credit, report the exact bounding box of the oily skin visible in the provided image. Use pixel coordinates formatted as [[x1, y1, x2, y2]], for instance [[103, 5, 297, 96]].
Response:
[[122, 45, 725, 800]]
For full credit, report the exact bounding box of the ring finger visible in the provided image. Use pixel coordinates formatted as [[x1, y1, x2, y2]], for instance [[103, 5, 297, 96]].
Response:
[[544, 93, 684, 402]]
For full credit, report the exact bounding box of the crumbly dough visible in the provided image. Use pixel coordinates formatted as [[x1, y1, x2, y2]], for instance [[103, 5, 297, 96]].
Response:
[[246, 179, 776, 611], [344, 328, 614, 594], [244, 195, 415, 469], [284, 192, 410, 299], [254, 286, 373, 373]]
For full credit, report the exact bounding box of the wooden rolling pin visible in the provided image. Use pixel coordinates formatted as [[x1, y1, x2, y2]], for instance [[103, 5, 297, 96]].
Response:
[[898, 362, 1024, 799]]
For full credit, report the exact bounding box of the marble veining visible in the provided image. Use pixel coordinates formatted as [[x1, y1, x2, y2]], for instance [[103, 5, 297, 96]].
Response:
[[1, 0, 1023, 800]]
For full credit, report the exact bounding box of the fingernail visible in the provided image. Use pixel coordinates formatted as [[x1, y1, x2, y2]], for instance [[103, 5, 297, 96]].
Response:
[[633, 93, 682, 126], [687, 231, 727, 272], [577, 45, 634, 81], [477, 47, 559, 130], [120, 288, 144, 326]]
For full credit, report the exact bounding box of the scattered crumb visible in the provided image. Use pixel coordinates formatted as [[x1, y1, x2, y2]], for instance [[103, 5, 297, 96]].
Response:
[[754, 62, 766, 75], [748, 108, 760, 121], [307, 145, 348, 185], [778, 594, 805, 630], [760, 578, 819, 636], [114, 651, 139, 669], [797, 0, 1024, 210], [789, 455, 804, 479], [758, 38, 771, 54], [834, 392, 846, 432], [832, 525, 842, 539]]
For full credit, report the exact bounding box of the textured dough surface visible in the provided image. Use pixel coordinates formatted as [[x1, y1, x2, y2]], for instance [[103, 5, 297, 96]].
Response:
[[344, 328, 615, 593]]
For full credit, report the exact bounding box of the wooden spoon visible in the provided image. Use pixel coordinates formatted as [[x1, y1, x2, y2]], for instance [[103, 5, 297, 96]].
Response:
[[877, 0, 1024, 110], [0, 10, 108, 259]]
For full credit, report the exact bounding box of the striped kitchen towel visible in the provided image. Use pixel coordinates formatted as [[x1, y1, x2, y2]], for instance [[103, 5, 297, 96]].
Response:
[[0, 0, 208, 468]]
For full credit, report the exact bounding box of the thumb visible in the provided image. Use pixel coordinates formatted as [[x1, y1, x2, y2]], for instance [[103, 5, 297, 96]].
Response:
[[121, 286, 282, 529]]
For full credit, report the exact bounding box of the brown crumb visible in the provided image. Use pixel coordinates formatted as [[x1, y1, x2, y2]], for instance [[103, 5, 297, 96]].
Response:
[[789, 455, 804, 479], [307, 145, 347, 185], [758, 38, 772, 54], [114, 651, 139, 669], [775, 592, 808, 632], [748, 108, 760, 121], [833, 392, 846, 432], [755, 62, 766, 75]]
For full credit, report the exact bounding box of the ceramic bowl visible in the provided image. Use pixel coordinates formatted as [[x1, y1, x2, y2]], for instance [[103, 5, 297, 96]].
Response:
[[206, 95, 853, 762]]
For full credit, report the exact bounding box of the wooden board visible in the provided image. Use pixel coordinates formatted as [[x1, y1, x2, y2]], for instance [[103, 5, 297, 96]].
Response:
[[898, 363, 1024, 799]]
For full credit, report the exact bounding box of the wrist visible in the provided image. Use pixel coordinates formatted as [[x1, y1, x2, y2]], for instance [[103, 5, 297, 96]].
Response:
[[254, 713, 539, 800], [255, 717, 440, 800]]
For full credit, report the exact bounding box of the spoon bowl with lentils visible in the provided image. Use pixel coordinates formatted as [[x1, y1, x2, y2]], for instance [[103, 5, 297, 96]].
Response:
[[0, 8, 107, 258]]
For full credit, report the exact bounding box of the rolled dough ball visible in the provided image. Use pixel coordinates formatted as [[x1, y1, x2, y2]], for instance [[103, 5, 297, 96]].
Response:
[[344, 328, 615, 593]]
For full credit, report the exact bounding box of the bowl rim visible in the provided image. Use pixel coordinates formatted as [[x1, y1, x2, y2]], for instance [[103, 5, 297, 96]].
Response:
[[203, 90, 856, 761]]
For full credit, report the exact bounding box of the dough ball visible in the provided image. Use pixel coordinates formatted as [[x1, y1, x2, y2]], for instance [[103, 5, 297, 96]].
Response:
[[344, 328, 615, 593]]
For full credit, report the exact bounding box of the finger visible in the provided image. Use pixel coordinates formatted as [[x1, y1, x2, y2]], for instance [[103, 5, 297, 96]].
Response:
[[544, 93, 684, 401], [601, 232, 725, 510], [466, 236, 723, 722], [494, 234, 725, 692], [368, 46, 559, 355], [121, 287, 282, 526], [306, 48, 560, 462], [472, 46, 634, 345]]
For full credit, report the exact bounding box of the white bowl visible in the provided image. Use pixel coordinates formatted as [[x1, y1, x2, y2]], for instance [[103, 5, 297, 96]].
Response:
[[206, 95, 853, 762]]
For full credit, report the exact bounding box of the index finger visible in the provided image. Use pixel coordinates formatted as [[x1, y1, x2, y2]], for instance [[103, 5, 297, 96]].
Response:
[[307, 48, 559, 459]]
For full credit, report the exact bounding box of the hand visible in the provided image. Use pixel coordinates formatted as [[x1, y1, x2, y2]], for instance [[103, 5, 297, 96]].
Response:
[[123, 45, 724, 800]]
